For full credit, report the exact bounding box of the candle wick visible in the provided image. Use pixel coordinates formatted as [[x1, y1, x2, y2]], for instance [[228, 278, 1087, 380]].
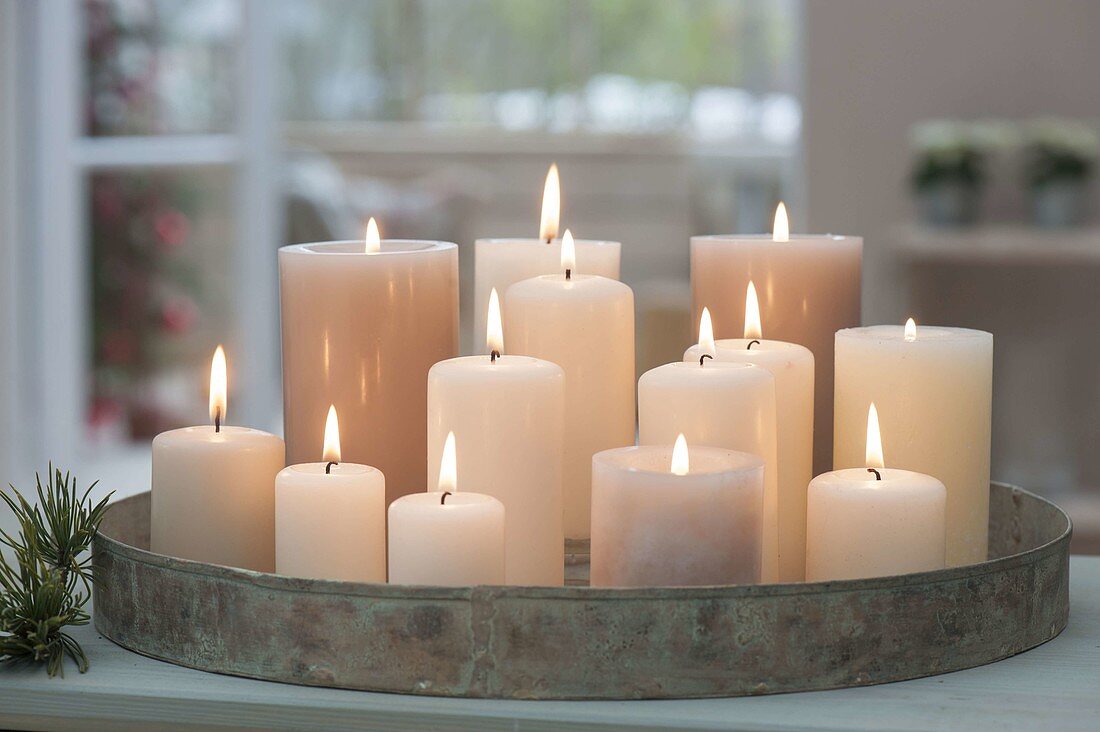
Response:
[[699, 353, 713, 367], [214, 410, 222, 434], [490, 349, 500, 364], [325, 461, 338, 475], [747, 339, 761, 350], [565, 268, 572, 281], [545, 236, 552, 245], [440, 491, 452, 505], [867, 468, 882, 481]]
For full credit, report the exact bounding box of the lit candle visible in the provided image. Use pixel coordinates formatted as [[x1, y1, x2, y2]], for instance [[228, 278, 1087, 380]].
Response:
[[591, 435, 765, 587], [388, 432, 506, 586], [684, 285, 814, 582], [504, 231, 635, 540], [834, 320, 993, 565], [691, 202, 861, 475], [151, 346, 285, 571], [427, 289, 565, 585], [806, 403, 946, 581], [274, 405, 386, 582], [279, 219, 458, 506], [474, 165, 621, 350]]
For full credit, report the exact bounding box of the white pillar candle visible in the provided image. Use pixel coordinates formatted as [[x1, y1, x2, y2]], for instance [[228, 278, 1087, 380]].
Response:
[[388, 432, 505, 586], [151, 347, 284, 571], [503, 231, 635, 540], [691, 203, 861, 475], [684, 289, 814, 582], [591, 436, 765, 587], [474, 164, 620, 350], [834, 320, 993, 566], [427, 289, 565, 585], [275, 405, 386, 582], [637, 358, 780, 582], [807, 404, 946, 581], [279, 220, 458, 506]]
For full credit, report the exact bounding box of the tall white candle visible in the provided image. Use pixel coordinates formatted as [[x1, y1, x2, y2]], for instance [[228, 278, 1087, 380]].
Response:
[[427, 289, 565, 585], [807, 404, 946, 581], [834, 321, 993, 566], [503, 231, 635, 540], [275, 405, 386, 582], [684, 288, 814, 582], [151, 347, 284, 571], [591, 436, 764, 587]]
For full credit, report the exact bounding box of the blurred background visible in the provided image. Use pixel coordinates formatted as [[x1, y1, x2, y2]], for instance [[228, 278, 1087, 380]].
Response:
[[1, 0, 1098, 551]]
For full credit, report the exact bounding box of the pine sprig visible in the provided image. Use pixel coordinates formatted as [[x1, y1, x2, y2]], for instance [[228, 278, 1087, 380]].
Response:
[[0, 466, 111, 677]]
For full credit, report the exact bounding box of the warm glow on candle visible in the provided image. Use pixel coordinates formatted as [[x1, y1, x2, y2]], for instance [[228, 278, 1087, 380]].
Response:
[[772, 202, 789, 242], [322, 404, 341, 463], [539, 163, 560, 242], [438, 431, 457, 492], [744, 281, 763, 340], [866, 402, 884, 470], [487, 287, 504, 355], [365, 217, 380, 253], [209, 345, 227, 425], [905, 317, 917, 342], [561, 228, 576, 273], [671, 433, 690, 476], [698, 306, 716, 357]]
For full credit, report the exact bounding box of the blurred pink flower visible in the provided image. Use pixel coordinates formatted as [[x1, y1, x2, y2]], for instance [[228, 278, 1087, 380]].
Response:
[[154, 209, 190, 250], [160, 296, 199, 334]]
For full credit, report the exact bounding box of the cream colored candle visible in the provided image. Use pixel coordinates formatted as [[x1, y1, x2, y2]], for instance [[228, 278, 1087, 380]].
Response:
[[503, 231, 635, 540], [637, 358, 780, 581], [591, 436, 765, 587], [427, 289, 565, 585], [834, 320, 993, 566], [279, 222, 458, 506], [474, 164, 620, 350], [151, 347, 284, 571], [807, 404, 946, 581], [388, 433, 505, 586], [684, 288, 814, 582], [691, 203, 861, 474], [275, 406, 386, 583]]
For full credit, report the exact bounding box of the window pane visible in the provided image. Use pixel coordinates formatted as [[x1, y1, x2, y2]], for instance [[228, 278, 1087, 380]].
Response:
[[84, 0, 240, 136], [89, 168, 234, 444]]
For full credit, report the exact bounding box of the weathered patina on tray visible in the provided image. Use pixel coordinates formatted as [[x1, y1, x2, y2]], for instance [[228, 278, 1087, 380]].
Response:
[[92, 482, 1070, 700]]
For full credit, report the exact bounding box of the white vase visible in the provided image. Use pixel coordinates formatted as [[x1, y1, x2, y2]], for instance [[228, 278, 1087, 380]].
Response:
[[1032, 181, 1087, 228], [917, 182, 980, 228]]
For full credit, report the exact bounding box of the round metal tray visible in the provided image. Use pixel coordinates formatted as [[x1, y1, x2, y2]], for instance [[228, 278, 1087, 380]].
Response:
[[92, 482, 1070, 700]]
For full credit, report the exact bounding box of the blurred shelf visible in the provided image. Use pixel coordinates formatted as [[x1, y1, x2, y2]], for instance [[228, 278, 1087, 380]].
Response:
[[892, 224, 1100, 266]]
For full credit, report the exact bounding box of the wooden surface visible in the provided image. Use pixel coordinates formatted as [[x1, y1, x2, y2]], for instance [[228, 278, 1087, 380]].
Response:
[[2, 556, 1099, 731]]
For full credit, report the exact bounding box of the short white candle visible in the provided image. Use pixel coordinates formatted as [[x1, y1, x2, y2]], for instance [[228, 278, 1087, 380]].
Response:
[[591, 436, 765, 587], [503, 231, 635, 540], [151, 346, 285, 571], [807, 403, 946, 581], [275, 405, 386, 582], [388, 432, 505, 586]]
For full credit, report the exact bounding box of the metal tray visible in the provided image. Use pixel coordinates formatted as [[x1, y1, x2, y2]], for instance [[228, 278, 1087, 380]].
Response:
[[92, 482, 1070, 700]]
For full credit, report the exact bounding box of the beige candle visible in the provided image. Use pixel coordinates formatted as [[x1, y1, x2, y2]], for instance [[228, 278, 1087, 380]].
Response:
[[151, 347, 285, 571], [279, 221, 458, 506], [503, 231, 635, 540], [834, 320, 993, 566], [691, 203, 861, 474]]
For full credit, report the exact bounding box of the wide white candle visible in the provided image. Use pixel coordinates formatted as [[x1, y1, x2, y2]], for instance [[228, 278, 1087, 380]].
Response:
[[151, 347, 284, 571], [834, 320, 993, 566], [503, 231, 635, 540], [275, 405, 386, 582], [388, 433, 505, 586], [691, 203, 861, 475], [591, 436, 765, 587], [279, 220, 458, 506], [807, 404, 946, 581], [684, 290, 814, 582], [427, 289, 565, 585], [474, 164, 620, 350], [637, 358, 780, 581]]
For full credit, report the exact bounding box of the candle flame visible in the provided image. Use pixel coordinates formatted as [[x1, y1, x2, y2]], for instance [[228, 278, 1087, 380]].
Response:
[[323, 404, 341, 463], [487, 287, 504, 355], [772, 202, 789, 242], [561, 228, 576, 273], [698, 307, 716, 357], [365, 217, 380, 253], [744, 281, 763, 340], [438, 431, 457, 492], [539, 163, 560, 242], [866, 402, 885, 470], [904, 317, 917, 342], [671, 433, 690, 476], [209, 345, 227, 425]]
